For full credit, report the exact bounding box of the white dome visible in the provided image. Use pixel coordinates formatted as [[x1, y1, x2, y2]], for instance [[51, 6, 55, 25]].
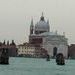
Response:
[[35, 15, 50, 34], [35, 20, 49, 31]]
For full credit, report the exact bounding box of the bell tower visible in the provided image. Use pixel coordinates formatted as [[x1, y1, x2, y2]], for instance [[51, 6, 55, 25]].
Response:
[[30, 18, 34, 35]]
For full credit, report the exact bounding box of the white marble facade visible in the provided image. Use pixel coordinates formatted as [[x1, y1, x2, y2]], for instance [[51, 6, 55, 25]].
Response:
[[41, 32, 68, 58]]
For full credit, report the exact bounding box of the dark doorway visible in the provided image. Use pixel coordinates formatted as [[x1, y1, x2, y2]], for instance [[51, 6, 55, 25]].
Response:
[[53, 47, 57, 57]]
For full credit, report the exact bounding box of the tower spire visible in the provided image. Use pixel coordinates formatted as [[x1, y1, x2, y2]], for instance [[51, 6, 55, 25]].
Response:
[[30, 18, 34, 34], [42, 12, 44, 17], [31, 18, 33, 25]]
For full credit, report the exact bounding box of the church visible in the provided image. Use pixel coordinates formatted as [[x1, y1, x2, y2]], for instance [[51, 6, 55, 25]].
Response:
[[29, 13, 68, 58]]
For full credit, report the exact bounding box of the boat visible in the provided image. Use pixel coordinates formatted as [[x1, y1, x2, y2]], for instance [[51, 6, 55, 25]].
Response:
[[46, 54, 50, 61], [0, 48, 9, 65], [56, 53, 65, 65]]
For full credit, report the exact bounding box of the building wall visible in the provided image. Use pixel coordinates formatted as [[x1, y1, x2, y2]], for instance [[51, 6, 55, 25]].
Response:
[[58, 44, 68, 58], [43, 44, 68, 58], [17, 45, 35, 56], [42, 35, 68, 58]]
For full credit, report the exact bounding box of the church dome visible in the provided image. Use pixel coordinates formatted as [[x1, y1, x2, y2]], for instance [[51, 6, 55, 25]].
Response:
[[35, 13, 50, 34]]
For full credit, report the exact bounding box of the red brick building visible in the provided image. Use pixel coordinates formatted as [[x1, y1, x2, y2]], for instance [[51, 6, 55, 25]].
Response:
[[0, 40, 18, 57], [68, 44, 75, 59]]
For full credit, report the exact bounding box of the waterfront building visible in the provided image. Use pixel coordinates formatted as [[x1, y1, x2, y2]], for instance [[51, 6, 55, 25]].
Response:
[[29, 13, 68, 58], [17, 42, 48, 58], [8, 40, 18, 57], [68, 44, 75, 59], [0, 40, 18, 57], [17, 43, 35, 57]]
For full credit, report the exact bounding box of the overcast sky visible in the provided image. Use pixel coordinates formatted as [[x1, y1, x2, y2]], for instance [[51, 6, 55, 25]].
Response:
[[0, 0, 75, 44]]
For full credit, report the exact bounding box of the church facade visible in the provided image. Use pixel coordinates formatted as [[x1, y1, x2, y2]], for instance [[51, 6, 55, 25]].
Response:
[[29, 13, 68, 58]]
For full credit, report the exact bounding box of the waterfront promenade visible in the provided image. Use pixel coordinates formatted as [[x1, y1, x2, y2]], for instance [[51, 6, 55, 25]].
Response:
[[0, 57, 74, 75]]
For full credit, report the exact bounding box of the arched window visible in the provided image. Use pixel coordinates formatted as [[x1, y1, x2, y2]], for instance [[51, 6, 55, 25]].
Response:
[[53, 47, 57, 57]]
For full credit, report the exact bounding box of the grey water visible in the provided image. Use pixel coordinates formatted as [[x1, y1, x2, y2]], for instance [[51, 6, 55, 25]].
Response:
[[0, 57, 75, 75]]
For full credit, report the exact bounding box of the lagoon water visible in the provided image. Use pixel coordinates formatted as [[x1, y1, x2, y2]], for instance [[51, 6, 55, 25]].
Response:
[[0, 57, 75, 75]]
